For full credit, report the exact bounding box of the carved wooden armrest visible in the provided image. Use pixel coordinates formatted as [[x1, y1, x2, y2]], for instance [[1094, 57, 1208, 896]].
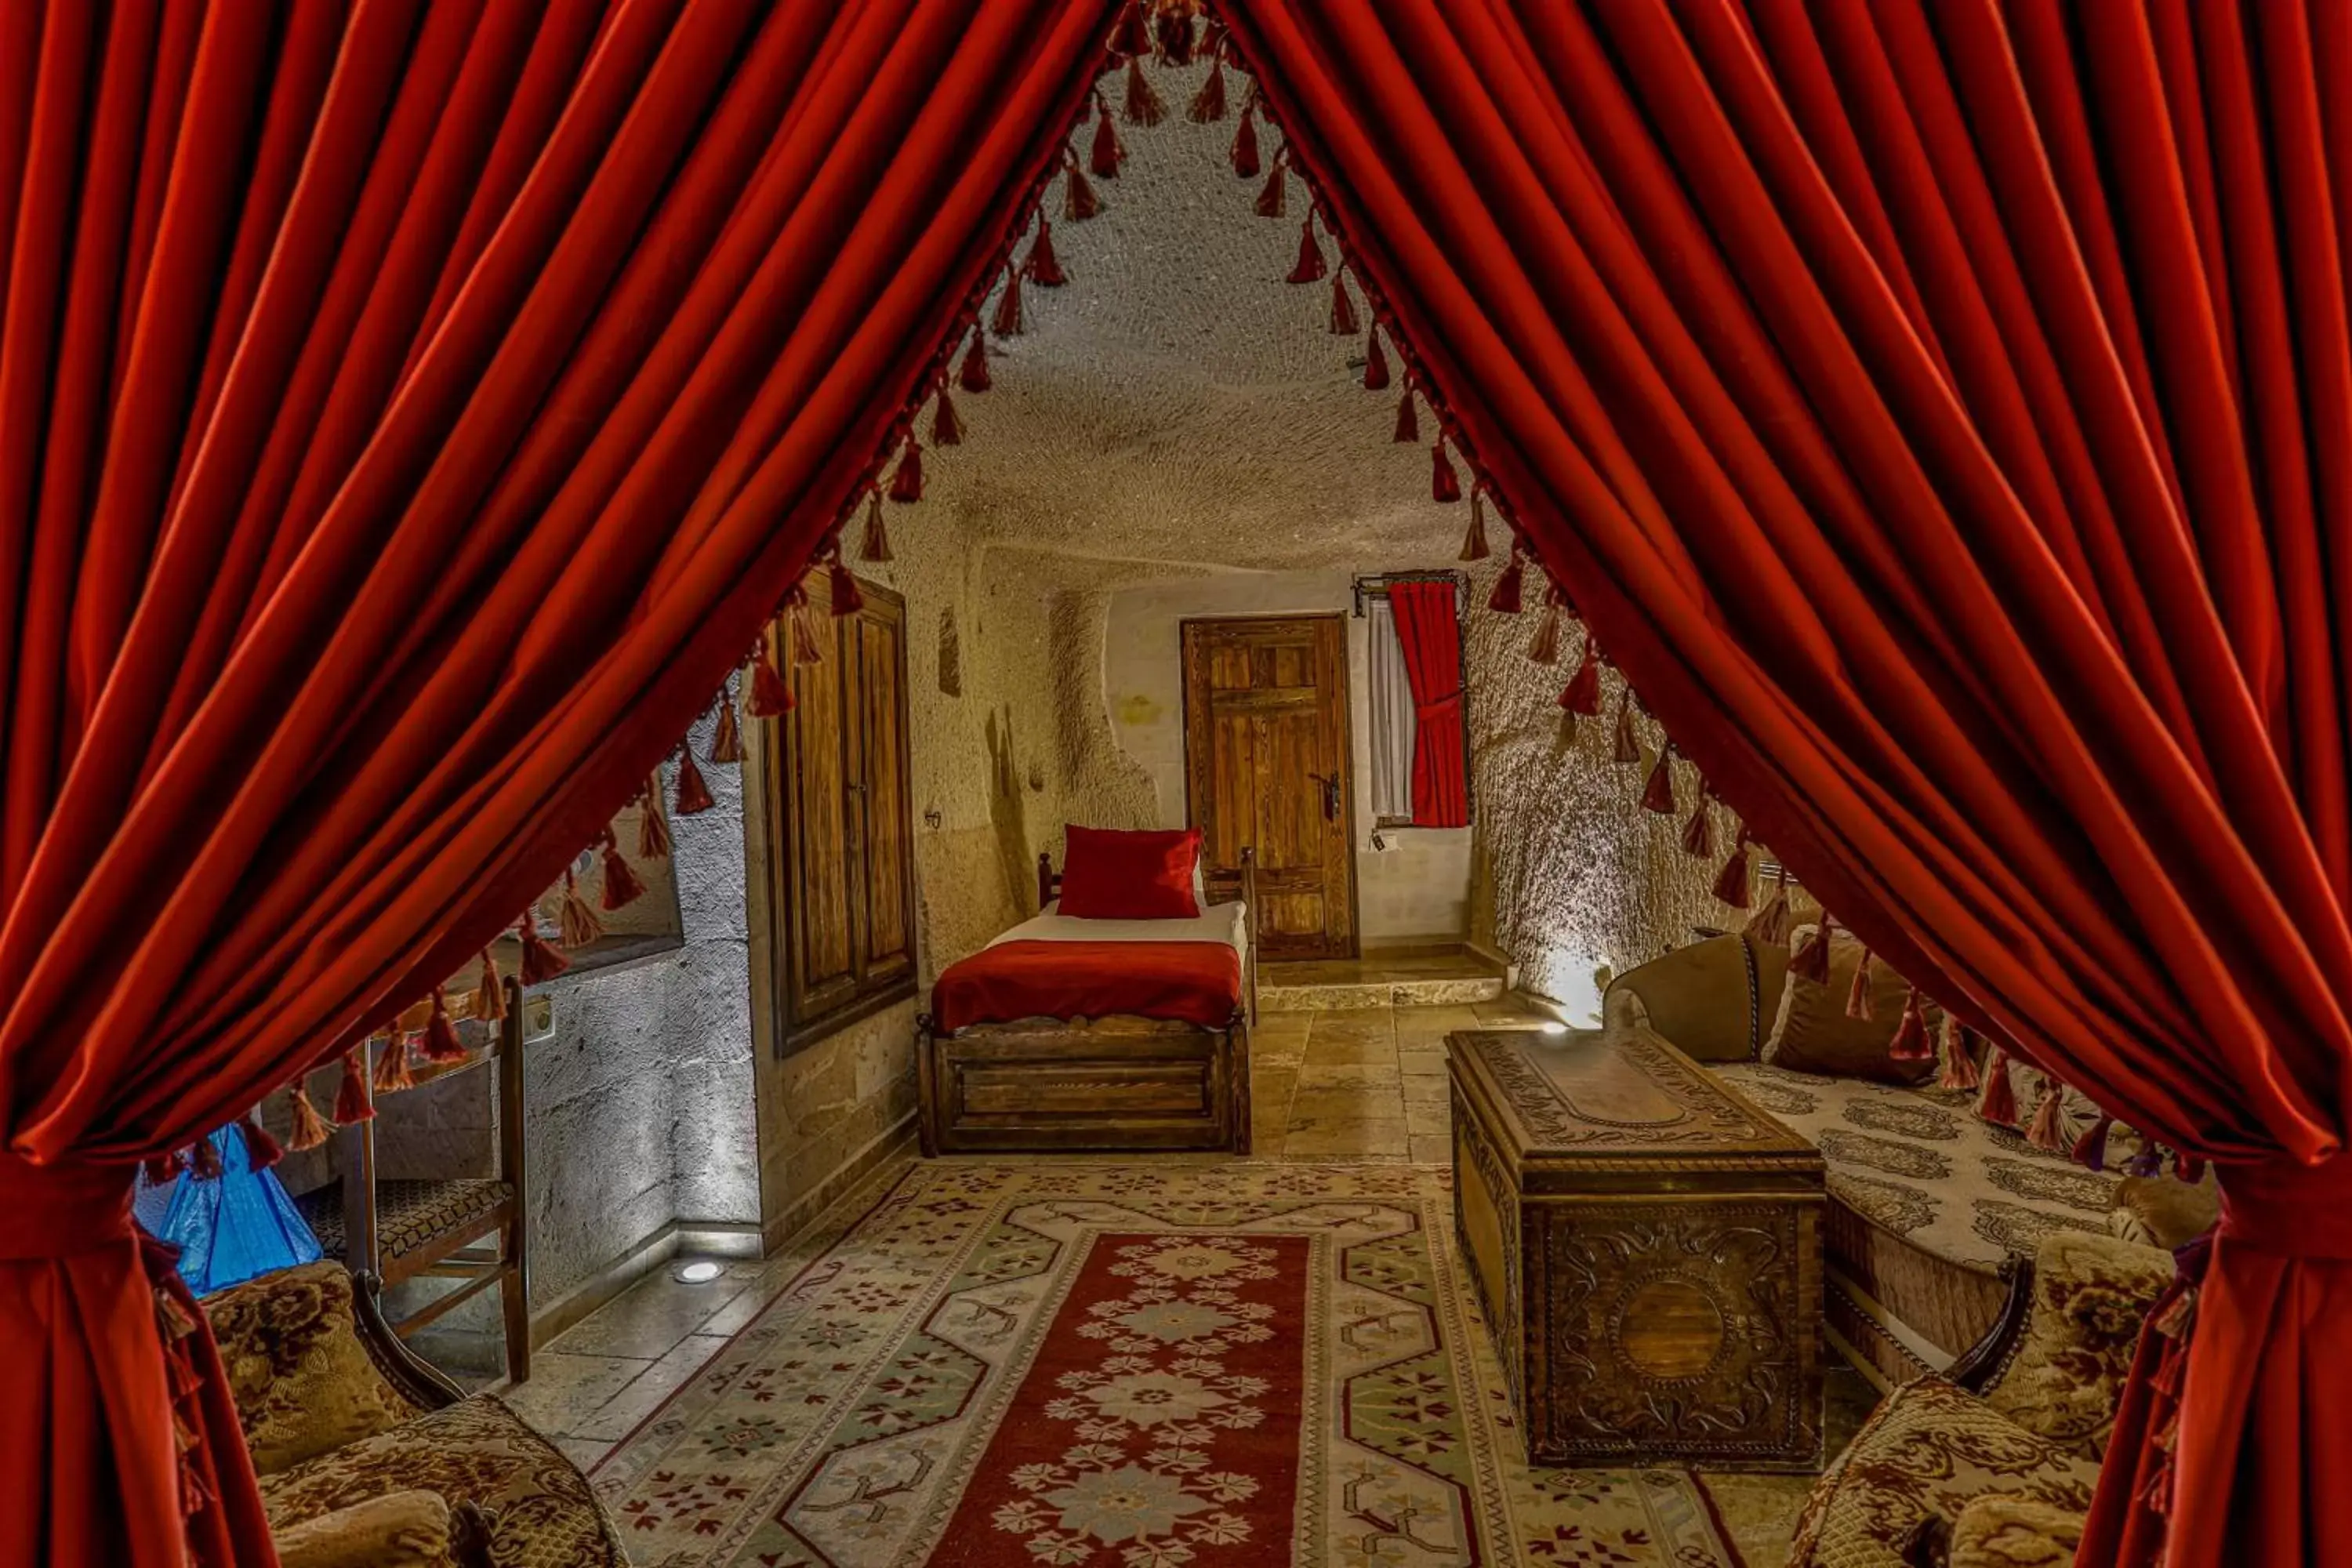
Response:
[[349, 1269, 467, 1411], [1946, 1254, 2037, 1396]]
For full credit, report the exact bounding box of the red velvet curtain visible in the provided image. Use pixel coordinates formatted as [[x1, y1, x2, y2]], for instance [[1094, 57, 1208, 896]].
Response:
[[1222, 4, 2352, 1565], [1386, 576, 1469, 827], [0, 2, 1112, 1562]]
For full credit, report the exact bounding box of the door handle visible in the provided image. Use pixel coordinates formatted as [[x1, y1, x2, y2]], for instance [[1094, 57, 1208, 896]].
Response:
[[1309, 771, 1338, 822]]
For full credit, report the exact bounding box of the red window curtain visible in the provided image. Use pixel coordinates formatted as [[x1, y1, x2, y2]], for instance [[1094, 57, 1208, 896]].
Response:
[[1385, 578, 1468, 827], [1222, 5, 2352, 1566], [0, 3, 1114, 1563]]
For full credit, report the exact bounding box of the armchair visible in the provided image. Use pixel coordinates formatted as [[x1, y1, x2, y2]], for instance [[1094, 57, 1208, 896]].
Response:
[[203, 1261, 626, 1568]]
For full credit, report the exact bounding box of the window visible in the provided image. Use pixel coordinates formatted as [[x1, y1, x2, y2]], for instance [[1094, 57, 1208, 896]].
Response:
[[1359, 572, 1472, 830], [762, 572, 919, 1054]]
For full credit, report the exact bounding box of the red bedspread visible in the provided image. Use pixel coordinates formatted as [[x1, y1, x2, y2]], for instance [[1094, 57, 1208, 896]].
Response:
[[930, 941, 1243, 1032]]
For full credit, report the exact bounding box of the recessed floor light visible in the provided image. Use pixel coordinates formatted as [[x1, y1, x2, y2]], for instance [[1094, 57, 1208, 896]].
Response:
[[1537, 1022, 1569, 1036], [674, 1259, 724, 1284]]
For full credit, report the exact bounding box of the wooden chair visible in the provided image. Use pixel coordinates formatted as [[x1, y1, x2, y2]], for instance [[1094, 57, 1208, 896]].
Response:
[[295, 977, 532, 1383]]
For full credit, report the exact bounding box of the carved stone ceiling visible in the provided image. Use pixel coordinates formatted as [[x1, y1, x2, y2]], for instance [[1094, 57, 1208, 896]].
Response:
[[915, 59, 1467, 578]]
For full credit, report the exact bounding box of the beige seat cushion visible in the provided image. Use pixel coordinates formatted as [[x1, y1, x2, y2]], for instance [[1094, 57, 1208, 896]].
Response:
[[1983, 1231, 2172, 1457], [274, 1489, 452, 1568], [204, 1262, 422, 1475], [1789, 1376, 2100, 1568], [1764, 927, 1936, 1085], [1947, 1494, 2085, 1566], [260, 1395, 627, 1568]]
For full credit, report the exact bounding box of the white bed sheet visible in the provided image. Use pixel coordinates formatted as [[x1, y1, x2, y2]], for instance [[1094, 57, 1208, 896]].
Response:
[[986, 899, 1248, 956]]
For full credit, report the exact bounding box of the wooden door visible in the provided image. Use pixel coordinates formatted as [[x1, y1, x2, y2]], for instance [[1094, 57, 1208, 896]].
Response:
[[1181, 615, 1356, 959], [771, 573, 917, 1052]]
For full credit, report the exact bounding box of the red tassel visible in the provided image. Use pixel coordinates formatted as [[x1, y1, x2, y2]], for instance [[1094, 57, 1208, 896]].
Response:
[[1487, 542, 1524, 612], [783, 583, 825, 665], [1978, 1049, 2019, 1127], [1526, 591, 1563, 666], [859, 488, 895, 561], [1891, 990, 1940, 1061], [1363, 325, 1392, 391], [1711, 833, 1752, 909], [1430, 437, 1462, 503], [1190, 58, 1227, 122], [709, 688, 742, 763], [2175, 1151, 2206, 1185], [1611, 686, 1642, 765], [746, 633, 792, 717], [372, 1033, 415, 1093], [1562, 633, 1601, 713], [2027, 1078, 2068, 1151], [637, 779, 672, 859], [1640, 739, 1677, 814], [1064, 153, 1102, 220], [889, 432, 927, 500], [828, 550, 865, 616], [334, 1050, 374, 1126], [1458, 488, 1490, 561], [959, 327, 992, 392], [239, 1112, 285, 1173], [2073, 1115, 2114, 1172], [287, 1087, 332, 1152], [1846, 950, 1877, 1020], [189, 1137, 223, 1181], [1255, 159, 1287, 218], [1679, 786, 1714, 857], [1393, 387, 1419, 444], [1025, 216, 1066, 286], [143, 1149, 186, 1185], [420, 987, 466, 1062], [560, 867, 603, 949], [1329, 273, 1359, 336], [1287, 216, 1327, 284], [1123, 55, 1164, 125], [517, 910, 571, 982], [1938, 1018, 1982, 1091], [990, 263, 1025, 336], [1230, 103, 1261, 180], [931, 390, 964, 448], [1109, 0, 1150, 56], [1155, 7, 1195, 64], [474, 947, 506, 1022], [673, 746, 716, 817], [600, 827, 646, 910], [1090, 98, 1123, 178], [1791, 910, 1835, 983]]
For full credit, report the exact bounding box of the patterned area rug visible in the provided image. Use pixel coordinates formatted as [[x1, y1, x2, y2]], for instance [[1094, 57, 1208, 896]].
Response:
[[594, 1163, 1743, 1566]]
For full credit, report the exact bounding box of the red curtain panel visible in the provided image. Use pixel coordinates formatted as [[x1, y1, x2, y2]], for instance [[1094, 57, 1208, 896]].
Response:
[[1221, 4, 2352, 1565], [0, 2, 1113, 1563], [1385, 577, 1469, 827]]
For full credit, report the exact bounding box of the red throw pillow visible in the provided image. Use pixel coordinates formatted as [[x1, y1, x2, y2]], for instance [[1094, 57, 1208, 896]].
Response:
[[1057, 826, 1203, 920]]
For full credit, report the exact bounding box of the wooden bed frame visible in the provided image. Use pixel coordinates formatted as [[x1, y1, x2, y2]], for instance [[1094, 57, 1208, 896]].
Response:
[[916, 847, 1258, 1156]]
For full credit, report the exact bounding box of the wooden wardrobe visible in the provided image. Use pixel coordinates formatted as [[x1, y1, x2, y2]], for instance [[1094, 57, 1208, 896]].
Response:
[[763, 572, 918, 1054]]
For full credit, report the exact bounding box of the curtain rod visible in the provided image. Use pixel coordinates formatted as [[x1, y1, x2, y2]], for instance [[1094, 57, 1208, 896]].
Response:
[[1352, 568, 1465, 617]]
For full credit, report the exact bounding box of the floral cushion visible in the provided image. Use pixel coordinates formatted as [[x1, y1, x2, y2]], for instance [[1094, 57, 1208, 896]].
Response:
[[259, 1395, 628, 1568], [1947, 1495, 2085, 1566], [1983, 1231, 2172, 1457], [204, 1261, 422, 1475], [1789, 1377, 2101, 1568], [274, 1489, 452, 1568]]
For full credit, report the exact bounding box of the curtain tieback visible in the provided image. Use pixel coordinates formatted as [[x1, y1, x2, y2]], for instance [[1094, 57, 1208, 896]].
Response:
[[2216, 1152, 2352, 1258], [0, 1151, 139, 1261], [1413, 688, 1463, 724]]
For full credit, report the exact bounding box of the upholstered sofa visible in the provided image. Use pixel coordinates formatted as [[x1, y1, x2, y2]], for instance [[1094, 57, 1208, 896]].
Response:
[[1606, 930, 2211, 1390], [1786, 1228, 2172, 1567], [204, 1261, 628, 1568]]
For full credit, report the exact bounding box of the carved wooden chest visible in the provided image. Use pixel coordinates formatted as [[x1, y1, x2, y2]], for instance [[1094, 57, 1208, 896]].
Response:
[[1448, 1027, 1826, 1470]]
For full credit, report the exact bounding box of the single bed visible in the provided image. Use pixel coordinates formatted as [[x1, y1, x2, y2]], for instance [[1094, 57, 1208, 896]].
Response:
[[916, 841, 1257, 1155]]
